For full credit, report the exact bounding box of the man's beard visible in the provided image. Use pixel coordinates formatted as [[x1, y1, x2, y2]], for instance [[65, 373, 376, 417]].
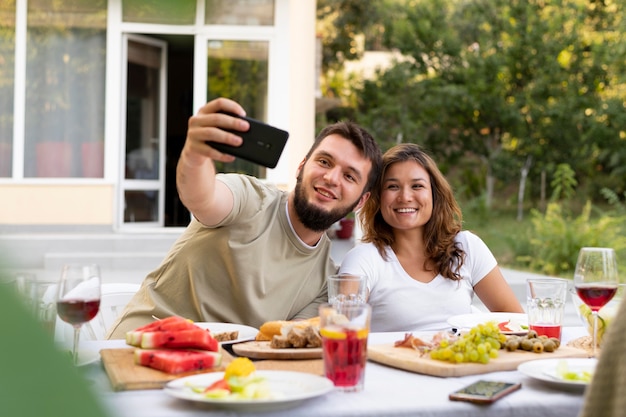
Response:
[[293, 173, 359, 232]]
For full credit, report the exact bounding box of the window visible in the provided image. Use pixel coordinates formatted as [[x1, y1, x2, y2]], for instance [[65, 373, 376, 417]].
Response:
[[206, 40, 269, 178], [0, 0, 16, 177], [205, 0, 274, 26], [23, 0, 106, 178], [122, 0, 196, 24]]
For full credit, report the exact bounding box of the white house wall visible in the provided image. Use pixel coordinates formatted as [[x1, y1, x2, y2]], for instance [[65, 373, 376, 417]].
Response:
[[0, 0, 316, 229]]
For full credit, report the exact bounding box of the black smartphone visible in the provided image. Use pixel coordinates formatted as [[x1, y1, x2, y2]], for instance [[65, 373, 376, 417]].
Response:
[[449, 380, 521, 404], [206, 111, 289, 169]]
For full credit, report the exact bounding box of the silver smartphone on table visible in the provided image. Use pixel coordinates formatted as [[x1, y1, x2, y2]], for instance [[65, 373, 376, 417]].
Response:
[[449, 380, 521, 404]]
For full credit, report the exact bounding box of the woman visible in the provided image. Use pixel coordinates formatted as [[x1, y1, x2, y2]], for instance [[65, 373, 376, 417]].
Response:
[[339, 143, 523, 332]]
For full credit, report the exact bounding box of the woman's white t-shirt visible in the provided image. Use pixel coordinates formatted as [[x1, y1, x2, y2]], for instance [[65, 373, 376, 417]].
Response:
[[338, 231, 497, 332]]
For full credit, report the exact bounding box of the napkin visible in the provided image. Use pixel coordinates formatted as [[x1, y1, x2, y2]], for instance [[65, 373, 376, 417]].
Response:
[[61, 277, 100, 301]]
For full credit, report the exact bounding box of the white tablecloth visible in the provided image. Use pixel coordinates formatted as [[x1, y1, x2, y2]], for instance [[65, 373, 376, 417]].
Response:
[[82, 328, 589, 417]]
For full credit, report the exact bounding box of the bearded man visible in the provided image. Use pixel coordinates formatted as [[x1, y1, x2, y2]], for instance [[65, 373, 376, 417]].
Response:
[[107, 98, 382, 338]]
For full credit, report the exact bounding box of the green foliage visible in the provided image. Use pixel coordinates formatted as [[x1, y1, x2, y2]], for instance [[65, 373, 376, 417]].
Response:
[[550, 163, 577, 202], [0, 262, 111, 417], [317, 0, 626, 207], [461, 193, 489, 226], [601, 188, 626, 214], [514, 201, 626, 276]]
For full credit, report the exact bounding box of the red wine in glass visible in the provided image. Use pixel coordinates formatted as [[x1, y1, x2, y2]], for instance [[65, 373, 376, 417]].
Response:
[[56, 264, 101, 365], [57, 299, 101, 326], [573, 247, 619, 357], [575, 284, 618, 312]]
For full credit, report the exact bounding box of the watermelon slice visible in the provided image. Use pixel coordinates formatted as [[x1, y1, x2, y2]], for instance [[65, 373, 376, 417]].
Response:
[[126, 316, 198, 346], [134, 349, 222, 374], [140, 329, 219, 352]]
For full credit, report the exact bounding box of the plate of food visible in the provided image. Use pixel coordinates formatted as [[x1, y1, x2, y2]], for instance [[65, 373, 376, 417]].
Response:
[[194, 322, 259, 344], [447, 312, 528, 335], [232, 317, 323, 359], [164, 370, 334, 412], [518, 358, 597, 389]]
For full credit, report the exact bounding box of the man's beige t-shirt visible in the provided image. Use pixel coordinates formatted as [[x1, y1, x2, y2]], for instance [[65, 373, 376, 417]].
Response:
[[579, 295, 626, 417], [107, 174, 337, 339]]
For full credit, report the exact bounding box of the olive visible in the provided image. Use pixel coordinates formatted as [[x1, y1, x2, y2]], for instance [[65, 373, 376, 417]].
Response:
[[543, 340, 556, 352], [520, 339, 534, 351], [505, 339, 520, 351], [549, 337, 561, 349]]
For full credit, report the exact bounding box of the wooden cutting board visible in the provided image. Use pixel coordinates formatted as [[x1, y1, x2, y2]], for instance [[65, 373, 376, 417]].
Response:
[[367, 344, 589, 377], [232, 341, 322, 360], [101, 348, 230, 391], [101, 348, 324, 391]]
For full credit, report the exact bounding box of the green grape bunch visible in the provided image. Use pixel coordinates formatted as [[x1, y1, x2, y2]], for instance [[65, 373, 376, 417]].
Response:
[[429, 322, 507, 364]]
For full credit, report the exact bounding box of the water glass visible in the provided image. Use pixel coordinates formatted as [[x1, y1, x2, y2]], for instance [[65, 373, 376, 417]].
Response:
[[327, 274, 368, 306], [526, 278, 568, 340], [15, 273, 58, 336]]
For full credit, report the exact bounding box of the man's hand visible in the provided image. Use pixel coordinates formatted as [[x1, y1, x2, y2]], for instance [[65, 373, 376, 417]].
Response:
[[183, 97, 250, 165], [176, 98, 249, 226]]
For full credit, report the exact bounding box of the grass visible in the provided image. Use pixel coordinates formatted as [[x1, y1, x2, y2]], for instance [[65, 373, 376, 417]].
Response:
[[462, 200, 626, 278], [462, 206, 531, 270]]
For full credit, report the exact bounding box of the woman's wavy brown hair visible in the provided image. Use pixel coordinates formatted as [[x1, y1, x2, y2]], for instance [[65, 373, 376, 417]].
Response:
[[359, 143, 465, 281]]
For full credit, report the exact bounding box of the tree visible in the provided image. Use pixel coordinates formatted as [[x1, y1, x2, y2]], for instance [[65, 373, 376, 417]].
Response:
[[331, 0, 626, 211]]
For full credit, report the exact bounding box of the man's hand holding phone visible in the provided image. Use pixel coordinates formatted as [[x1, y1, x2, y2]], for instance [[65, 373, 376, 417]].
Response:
[[207, 111, 289, 169]]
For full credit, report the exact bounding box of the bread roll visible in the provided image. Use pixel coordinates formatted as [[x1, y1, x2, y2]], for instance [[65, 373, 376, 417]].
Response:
[[255, 317, 320, 341]]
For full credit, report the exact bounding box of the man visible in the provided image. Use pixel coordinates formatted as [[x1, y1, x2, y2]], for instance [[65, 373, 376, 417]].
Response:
[[107, 97, 382, 338]]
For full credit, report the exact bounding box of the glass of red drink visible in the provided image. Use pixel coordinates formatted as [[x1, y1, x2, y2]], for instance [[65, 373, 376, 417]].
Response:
[[573, 247, 619, 357], [56, 264, 101, 365], [319, 303, 371, 392], [526, 278, 568, 341]]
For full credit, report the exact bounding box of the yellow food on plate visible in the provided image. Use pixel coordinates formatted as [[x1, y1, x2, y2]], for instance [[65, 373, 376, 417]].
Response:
[[224, 357, 256, 380]]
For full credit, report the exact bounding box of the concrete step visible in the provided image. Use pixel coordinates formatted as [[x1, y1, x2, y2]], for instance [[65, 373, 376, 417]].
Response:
[[0, 232, 180, 270], [43, 252, 166, 271]]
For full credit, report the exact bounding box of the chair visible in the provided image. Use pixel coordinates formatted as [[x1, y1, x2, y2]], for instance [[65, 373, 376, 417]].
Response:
[[55, 283, 140, 343]]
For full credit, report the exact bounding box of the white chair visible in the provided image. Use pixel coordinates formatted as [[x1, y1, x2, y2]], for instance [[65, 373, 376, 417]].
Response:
[[55, 282, 140, 343]]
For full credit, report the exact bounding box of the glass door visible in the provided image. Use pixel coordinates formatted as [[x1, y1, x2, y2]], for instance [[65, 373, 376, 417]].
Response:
[[120, 34, 167, 227]]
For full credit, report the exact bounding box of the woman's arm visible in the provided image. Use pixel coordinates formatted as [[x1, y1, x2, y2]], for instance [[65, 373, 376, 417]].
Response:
[[473, 266, 524, 313]]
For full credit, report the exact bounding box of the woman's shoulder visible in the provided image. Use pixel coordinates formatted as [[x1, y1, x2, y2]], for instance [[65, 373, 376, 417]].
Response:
[[342, 241, 394, 263], [455, 230, 485, 246], [344, 241, 380, 257]]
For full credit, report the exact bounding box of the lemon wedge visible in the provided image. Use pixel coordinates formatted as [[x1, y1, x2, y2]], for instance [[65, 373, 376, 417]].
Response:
[[320, 328, 369, 339], [224, 357, 256, 380]]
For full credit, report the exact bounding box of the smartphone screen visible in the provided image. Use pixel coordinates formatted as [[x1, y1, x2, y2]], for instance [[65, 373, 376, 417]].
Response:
[[449, 380, 521, 404], [207, 112, 289, 168]]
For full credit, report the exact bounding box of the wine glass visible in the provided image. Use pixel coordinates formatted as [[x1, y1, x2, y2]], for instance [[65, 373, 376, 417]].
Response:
[[56, 264, 101, 365], [573, 247, 619, 357]]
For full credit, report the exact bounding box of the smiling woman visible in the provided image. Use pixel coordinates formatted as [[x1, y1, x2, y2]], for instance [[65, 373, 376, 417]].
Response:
[[339, 143, 524, 332]]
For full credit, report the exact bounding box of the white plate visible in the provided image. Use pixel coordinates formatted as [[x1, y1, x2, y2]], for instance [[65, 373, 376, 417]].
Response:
[[194, 322, 259, 344], [518, 358, 597, 389], [447, 312, 528, 335], [164, 370, 334, 412]]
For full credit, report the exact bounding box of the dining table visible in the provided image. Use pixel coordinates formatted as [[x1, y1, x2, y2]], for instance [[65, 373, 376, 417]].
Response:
[[81, 326, 590, 417]]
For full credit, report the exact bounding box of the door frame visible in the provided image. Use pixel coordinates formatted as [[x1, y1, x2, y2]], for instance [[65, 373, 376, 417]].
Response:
[[118, 33, 168, 229]]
